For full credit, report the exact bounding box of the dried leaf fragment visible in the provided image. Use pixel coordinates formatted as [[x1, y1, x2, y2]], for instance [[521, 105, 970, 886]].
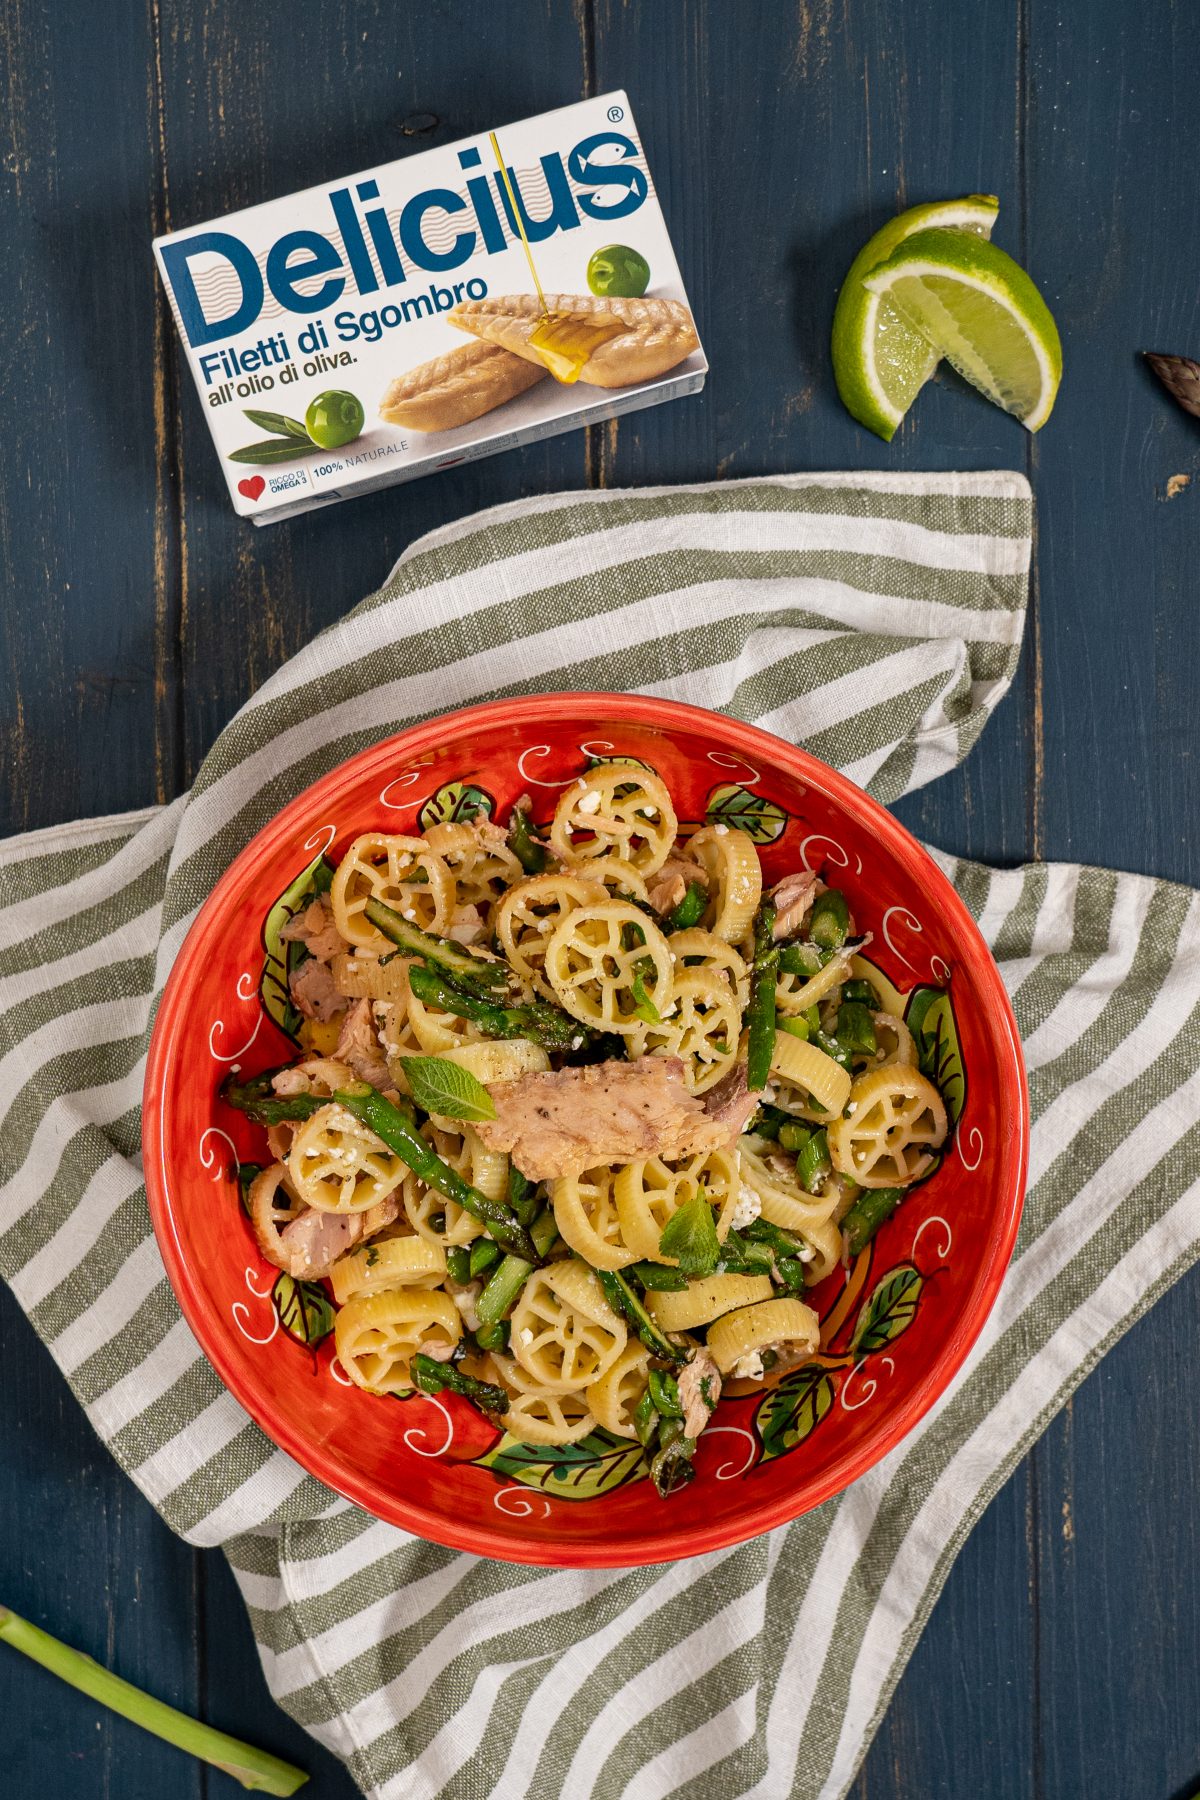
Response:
[[1144, 352, 1200, 420]]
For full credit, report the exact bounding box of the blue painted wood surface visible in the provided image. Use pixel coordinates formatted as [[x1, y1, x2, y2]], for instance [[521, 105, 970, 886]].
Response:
[[1, 2, 1198, 1796]]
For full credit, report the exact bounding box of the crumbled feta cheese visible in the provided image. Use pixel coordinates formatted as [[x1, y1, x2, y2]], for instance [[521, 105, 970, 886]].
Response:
[[732, 1350, 765, 1380], [577, 788, 602, 815], [402, 908, 418, 922], [570, 1034, 584, 1050], [452, 1290, 482, 1332], [713, 823, 729, 836], [518, 1328, 535, 1347], [730, 1183, 762, 1230], [643, 805, 658, 819]]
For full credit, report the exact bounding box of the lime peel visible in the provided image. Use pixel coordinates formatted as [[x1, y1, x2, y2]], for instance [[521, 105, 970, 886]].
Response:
[[831, 194, 999, 441], [863, 228, 1062, 433]]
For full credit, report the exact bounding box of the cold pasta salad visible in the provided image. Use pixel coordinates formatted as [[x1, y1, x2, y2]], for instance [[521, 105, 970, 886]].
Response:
[[223, 760, 950, 1498]]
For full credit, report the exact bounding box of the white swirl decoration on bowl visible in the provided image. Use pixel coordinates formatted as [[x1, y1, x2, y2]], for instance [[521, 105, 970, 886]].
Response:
[[231, 1266, 279, 1345], [840, 1355, 896, 1414], [697, 1425, 758, 1480], [493, 1485, 552, 1519], [198, 1127, 239, 1184], [208, 971, 265, 1063], [706, 750, 762, 786], [799, 833, 864, 877]]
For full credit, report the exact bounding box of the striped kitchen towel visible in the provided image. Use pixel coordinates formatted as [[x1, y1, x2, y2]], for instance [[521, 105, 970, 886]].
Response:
[[2, 471, 1199, 1800]]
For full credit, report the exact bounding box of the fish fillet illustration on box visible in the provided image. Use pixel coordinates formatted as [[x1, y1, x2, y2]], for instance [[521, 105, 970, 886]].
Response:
[[152, 93, 706, 523]]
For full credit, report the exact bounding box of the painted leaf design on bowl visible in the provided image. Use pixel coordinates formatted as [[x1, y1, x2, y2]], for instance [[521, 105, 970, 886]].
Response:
[[272, 1273, 336, 1347], [704, 782, 788, 844], [906, 986, 967, 1125], [756, 1363, 837, 1462], [850, 1264, 923, 1356], [258, 850, 335, 1042], [477, 1428, 648, 1500], [416, 779, 496, 831]]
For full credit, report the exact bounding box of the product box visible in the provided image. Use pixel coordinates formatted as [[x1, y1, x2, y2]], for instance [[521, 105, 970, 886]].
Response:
[[153, 93, 705, 524]]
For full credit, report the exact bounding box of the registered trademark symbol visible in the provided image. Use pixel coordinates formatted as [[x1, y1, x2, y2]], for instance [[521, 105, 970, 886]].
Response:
[[607, 105, 624, 122]]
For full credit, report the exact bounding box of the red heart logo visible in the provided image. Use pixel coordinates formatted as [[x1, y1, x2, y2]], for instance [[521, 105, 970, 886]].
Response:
[[238, 476, 266, 501]]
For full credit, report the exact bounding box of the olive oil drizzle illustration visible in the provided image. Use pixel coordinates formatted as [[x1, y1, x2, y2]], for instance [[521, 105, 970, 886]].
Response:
[[488, 130, 625, 383]]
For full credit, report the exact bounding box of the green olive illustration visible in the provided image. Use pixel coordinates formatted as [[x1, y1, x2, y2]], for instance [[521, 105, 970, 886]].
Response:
[[305, 390, 365, 449], [586, 245, 651, 299]]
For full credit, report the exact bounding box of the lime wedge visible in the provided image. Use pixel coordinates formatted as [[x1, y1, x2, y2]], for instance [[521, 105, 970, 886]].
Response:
[[831, 195, 999, 441], [863, 229, 1062, 431]]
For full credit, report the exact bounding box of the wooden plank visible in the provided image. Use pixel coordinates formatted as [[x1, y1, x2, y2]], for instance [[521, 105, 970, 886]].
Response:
[[590, 8, 1036, 1793], [0, 0, 180, 833], [1027, 0, 1200, 888], [591, 0, 1033, 870], [0, 1289, 202, 1800], [1035, 1273, 1200, 1800], [152, 0, 595, 785], [201, 1549, 365, 1797], [856, 1469, 1036, 1800], [1025, 1, 1200, 1792]]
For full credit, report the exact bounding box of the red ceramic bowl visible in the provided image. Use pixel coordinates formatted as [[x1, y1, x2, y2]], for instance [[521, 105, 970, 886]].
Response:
[[143, 693, 1027, 1566]]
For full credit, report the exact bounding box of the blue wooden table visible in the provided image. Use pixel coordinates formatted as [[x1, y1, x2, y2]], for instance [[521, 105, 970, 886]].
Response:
[[3, 3, 1199, 1796]]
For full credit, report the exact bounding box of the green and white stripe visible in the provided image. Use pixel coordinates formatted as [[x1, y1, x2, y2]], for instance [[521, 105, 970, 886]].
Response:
[[3, 471, 1198, 1800]]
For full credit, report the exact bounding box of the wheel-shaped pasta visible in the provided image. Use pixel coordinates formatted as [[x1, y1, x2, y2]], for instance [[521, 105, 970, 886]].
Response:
[[334, 1288, 460, 1394], [570, 855, 650, 904], [402, 1122, 506, 1245], [495, 871, 607, 999], [627, 970, 742, 1093], [775, 945, 856, 1016], [706, 1297, 820, 1376], [829, 1066, 948, 1188], [423, 820, 524, 930], [247, 1162, 306, 1265], [551, 1166, 636, 1270], [668, 928, 751, 1009], [549, 763, 677, 874], [588, 1340, 652, 1438], [647, 1272, 774, 1332], [686, 825, 762, 943], [264, 1057, 356, 1159], [503, 1386, 597, 1446], [768, 1030, 853, 1119], [329, 1233, 446, 1304], [863, 1012, 917, 1070], [287, 1104, 407, 1214], [510, 1260, 627, 1392], [543, 901, 674, 1034], [614, 1147, 741, 1263], [331, 832, 454, 947], [404, 984, 485, 1054]]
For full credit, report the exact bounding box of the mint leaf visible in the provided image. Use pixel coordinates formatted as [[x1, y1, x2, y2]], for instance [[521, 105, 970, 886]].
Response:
[[400, 1055, 497, 1121], [658, 1194, 720, 1276]]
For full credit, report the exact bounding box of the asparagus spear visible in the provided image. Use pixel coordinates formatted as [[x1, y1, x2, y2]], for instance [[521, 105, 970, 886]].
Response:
[[406, 963, 593, 1053], [476, 1209, 559, 1325], [411, 1354, 508, 1414], [221, 1069, 326, 1127], [0, 1604, 307, 1794], [364, 896, 512, 994], [596, 1268, 687, 1364], [507, 804, 550, 874], [841, 1187, 904, 1255], [663, 880, 707, 934], [333, 1085, 541, 1263], [745, 899, 779, 1092]]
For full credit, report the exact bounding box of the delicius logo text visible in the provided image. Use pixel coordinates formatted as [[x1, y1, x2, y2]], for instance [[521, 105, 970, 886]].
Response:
[[162, 132, 649, 349]]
